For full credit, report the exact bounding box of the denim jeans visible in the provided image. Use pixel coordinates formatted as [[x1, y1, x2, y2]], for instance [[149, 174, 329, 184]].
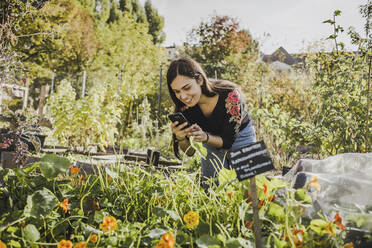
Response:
[[201, 121, 256, 186]]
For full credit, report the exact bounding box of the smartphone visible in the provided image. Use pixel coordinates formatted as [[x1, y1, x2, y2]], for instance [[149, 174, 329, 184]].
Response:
[[168, 112, 192, 129]]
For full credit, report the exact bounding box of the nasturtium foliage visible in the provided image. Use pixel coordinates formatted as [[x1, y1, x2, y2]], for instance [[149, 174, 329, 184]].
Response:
[[218, 168, 237, 186], [148, 228, 166, 239], [24, 188, 58, 218], [39, 154, 70, 179], [196, 234, 221, 248], [189, 137, 207, 159], [23, 224, 40, 243], [295, 188, 312, 204], [267, 202, 285, 222]]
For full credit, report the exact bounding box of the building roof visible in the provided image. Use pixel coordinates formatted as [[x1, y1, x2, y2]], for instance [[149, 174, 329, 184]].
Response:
[[262, 46, 297, 65]]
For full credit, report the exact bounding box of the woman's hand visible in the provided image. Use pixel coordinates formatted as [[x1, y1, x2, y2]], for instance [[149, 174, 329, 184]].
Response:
[[171, 121, 194, 141], [188, 124, 208, 143]]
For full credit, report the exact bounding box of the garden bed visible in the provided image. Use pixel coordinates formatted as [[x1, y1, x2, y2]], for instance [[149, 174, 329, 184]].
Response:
[[0, 153, 363, 247]]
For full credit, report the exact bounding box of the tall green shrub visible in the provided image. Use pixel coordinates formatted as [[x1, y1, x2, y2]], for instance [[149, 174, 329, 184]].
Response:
[[47, 80, 122, 151]]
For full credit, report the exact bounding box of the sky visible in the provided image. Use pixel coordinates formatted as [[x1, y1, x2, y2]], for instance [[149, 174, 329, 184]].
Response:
[[141, 0, 367, 54]]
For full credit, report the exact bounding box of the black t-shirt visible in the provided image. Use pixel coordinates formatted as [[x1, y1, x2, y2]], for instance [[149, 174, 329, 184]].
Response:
[[182, 89, 251, 149]]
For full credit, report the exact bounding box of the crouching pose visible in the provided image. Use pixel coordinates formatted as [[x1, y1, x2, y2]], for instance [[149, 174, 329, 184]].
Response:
[[166, 57, 256, 188]]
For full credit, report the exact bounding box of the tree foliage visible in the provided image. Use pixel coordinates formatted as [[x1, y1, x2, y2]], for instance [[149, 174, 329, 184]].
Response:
[[0, 0, 36, 85], [13, 0, 98, 77], [252, 9, 371, 163], [144, 0, 165, 44], [119, 0, 147, 23], [6, 0, 167, 148], [184, 14, 258, 77]]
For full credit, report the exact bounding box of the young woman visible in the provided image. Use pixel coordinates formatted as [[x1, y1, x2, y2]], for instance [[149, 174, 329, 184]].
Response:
[[166, 57, 256, 187]]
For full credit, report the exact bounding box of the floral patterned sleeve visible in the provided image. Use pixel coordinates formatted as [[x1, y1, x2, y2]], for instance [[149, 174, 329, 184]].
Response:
[[221, 89, 246, 149]]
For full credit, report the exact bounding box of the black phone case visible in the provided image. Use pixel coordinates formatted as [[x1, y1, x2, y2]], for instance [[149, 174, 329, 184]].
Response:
[[168, 113, 192, 128]]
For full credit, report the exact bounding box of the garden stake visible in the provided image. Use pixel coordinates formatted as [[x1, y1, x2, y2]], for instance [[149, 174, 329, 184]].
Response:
[[250, 177, 262, 248], [228, 141, 274, 247]]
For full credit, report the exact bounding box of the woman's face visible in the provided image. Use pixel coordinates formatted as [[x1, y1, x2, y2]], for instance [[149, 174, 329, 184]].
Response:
[[171, 75, 202, 107]]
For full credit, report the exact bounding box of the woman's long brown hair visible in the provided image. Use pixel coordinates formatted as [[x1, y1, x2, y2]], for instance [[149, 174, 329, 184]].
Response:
[[166, 57, 241, 158]]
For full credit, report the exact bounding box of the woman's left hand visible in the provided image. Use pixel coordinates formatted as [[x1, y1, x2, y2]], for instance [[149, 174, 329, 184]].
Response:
[[188, 124, 208, 143]]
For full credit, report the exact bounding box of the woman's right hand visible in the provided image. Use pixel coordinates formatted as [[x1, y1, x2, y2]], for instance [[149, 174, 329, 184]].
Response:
[[171, 122, 194, 141]]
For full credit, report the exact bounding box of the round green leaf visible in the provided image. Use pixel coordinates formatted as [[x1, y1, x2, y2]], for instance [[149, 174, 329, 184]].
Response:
[[153, 206, 166, 217], [39, 154, 70, 179], [24, 188, 58, 218], [267, 202, 285, 221], [196, 234, 221, 248], [24, 224, 40, 242], [148, 228, 166, 239]]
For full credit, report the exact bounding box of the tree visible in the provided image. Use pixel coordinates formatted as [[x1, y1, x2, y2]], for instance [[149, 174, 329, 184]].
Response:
[[94, 0, 110, 23], [131, 0, 146, 23], [119, 0, 146, 23], [75, 0, 95, 15], [144, 0, 165, 44], [107, 0, 121, 23], [92, 13, 167, 133], [11, 0, 99, 105], [184, 14, 258, 77]]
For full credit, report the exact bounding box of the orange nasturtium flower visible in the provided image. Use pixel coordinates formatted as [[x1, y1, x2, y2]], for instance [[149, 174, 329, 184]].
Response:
[[57, 240, 73, 248], [334, 213, 346, 230], [344, 242, 354, 248], [89, 234, 98, 243], [0, 240, 7, 248], [73, 242, 87, 248], [307, 176, 321, 191], [326, 221, 335, 236], [58, 199, 70, 213], [258, 199, 264, 208], [293, 229, 305, 236], [183, 210, 199, 229], [155, 233, 175, 248], [99, 216, 117, 232], [70, 165, 80, 175], [268, 194, 275, 202], [293, 229, 305, 246], [244, 220, 253, 230], [80, 175, 85, 183], [263, 184, 268, 194]]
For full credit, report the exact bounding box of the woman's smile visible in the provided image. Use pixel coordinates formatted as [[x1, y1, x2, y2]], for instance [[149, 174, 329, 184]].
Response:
[[183, 97, 193, 105], [171, 75, 202, 107]]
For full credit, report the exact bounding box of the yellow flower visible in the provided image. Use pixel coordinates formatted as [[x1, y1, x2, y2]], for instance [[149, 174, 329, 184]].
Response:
[[73, 242, 87, 248], [99, 216, 117, 232], [57, 240, 73, 248], [183, 210, 199, 229], [0, 240, 6, 248], [155, 233, 175, 248], [58, 199, 70, 213], [89, 234, 98, 243], [307, 176, 321, 191]]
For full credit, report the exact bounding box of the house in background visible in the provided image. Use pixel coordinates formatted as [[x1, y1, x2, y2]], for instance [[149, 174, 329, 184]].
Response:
[[261, 46, 306, 73], [166, 45, 308, 74], [165, 45, 179, 61]]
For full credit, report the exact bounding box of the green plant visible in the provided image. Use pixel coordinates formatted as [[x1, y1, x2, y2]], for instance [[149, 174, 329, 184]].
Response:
[[124, 97, 174, 157], [47, 79, 122, 152], [0, 154, 349, 247]]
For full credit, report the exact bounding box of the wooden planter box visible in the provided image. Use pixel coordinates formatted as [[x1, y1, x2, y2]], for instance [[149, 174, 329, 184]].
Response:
[[0, 151, 40, 169]]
